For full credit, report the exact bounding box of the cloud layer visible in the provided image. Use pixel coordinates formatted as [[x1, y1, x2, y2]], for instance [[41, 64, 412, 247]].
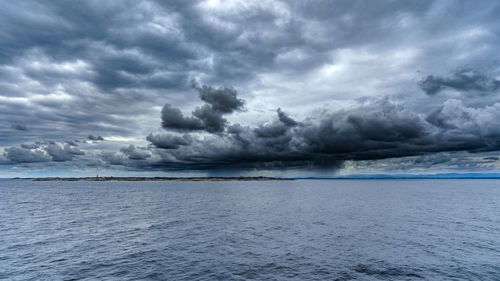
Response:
[[2, 0, 500, 175], [124, 84, 500, 172]]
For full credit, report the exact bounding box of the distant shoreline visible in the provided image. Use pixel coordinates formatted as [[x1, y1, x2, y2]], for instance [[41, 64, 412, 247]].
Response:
[[7, 174, 500, 181], [31, 176, 294, 182]]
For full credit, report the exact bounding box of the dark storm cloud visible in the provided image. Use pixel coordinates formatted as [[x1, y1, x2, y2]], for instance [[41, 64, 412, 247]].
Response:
[[146, 133, 191, 149], [191, 105, 228, 132], [11, 124, 29, 131], [483, 156, 499, 161], [87, 135, 104, 141], [351, 151, 499, 173], [277, 108, 298, 127], [161, 83, 245, 133], [193, 81, 245, 113], [295, 98, 428, 159], [161, 104, 205, 131], [419, 69, 500, 95], [254, 122, 290, 138], [116, 87, 500, 171]]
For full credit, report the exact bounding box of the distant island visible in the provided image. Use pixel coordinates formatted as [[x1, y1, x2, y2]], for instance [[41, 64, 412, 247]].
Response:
[[33, 176, 294, 181]]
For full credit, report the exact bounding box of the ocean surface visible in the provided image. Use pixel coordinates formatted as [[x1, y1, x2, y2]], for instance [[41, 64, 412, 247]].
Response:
[[0, 179, 499, 280]]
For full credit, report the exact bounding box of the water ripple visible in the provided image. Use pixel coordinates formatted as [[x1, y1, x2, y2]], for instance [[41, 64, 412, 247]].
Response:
[[1, 179, 499, 280]]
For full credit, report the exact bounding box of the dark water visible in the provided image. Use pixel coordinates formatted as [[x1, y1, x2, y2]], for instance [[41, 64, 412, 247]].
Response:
[[1, 179, 499, 280]]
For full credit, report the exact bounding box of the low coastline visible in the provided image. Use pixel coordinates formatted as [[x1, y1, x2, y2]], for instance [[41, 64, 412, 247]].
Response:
[[32, 176, 294, 181]]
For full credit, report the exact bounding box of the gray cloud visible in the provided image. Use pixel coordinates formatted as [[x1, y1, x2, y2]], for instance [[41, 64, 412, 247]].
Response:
[[11, 124, 29, 131], [3, 147, 51, 164], [100, 151, 128, 166], [420, 69, 500, 95], [193, 81, 245, 113], [3, 141, 84, 164], [120, 145, 151, 160], [161, 83, 245, 133], [46, 143, 85, 162], [277, 108, 299, 127], [161, 104, 205, 131], [87, 134, 105, 141], [65, 140, 78, 146], [147, 133, 191, 149]]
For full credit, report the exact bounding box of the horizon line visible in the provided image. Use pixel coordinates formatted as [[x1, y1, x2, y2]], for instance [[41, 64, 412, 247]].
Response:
[[4, 173, 500, 180]]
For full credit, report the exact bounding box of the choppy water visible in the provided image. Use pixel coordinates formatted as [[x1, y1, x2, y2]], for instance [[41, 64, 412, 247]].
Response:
[[1, 179, 499, 280]]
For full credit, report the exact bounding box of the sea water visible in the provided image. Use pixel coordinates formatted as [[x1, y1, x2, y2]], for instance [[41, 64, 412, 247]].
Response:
[[0, 179, 499, 280]]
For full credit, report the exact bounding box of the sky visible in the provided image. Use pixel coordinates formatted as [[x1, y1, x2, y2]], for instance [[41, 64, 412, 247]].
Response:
[[1, 0, 500, 177]]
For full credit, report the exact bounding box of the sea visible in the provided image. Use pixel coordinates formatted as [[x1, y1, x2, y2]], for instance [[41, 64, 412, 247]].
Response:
[[0, 179, 499, 280]]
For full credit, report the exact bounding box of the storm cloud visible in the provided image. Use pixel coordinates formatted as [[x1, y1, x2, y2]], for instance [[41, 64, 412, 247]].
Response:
[[161, 83, 244, 133], [147, 133, 192, 149], [111, 86, 500, 172], [88, 135, 105, 141], [420, 69, 500, 95]]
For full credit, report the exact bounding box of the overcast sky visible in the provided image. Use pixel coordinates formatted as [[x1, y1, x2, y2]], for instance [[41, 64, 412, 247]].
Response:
[[2, 0, 500, 177]]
